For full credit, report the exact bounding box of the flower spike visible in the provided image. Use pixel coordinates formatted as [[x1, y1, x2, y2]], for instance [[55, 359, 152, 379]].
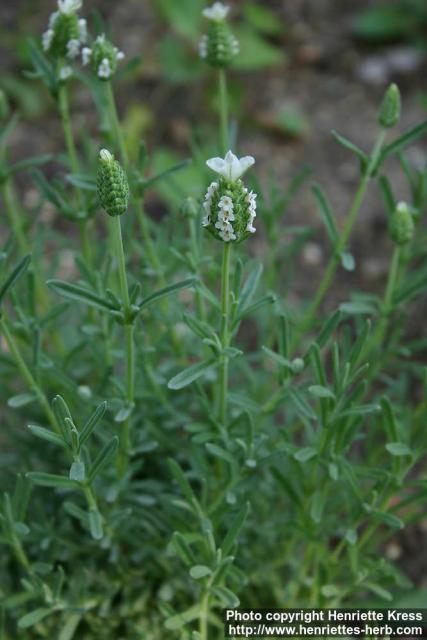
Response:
[[203, 151, 257, 243]]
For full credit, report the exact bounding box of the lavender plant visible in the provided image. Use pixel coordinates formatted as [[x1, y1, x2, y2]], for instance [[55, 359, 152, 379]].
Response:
[[1, 2, 427, 639]]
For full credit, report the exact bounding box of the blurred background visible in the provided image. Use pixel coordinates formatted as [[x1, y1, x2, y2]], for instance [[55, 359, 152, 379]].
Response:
[[1, 0, 427, 598]]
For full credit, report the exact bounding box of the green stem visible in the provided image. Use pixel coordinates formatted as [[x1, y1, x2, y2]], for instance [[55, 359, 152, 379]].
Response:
[[111, 216, 134, 476], [218, 69, 229, 155], [292, 129, 387, 350], [371, 246, 401, 351], [218, 242, 231, 426], [58, 80, 94, 270], [199, 591, 210, 640], [105, 81, 128, 168], [1, 179, 29, 254], [0, 315, 58, 434]]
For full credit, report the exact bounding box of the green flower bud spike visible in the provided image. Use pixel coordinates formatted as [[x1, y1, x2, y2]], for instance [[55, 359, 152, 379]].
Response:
[[378, 83, 401, 129], [199, 2, 239, 68], [97, 149, 129, 217], [82, 34, 125, 81], [389, 202, 415, 246], [42, 0, 87, 64], [202, 151, 257, 243]]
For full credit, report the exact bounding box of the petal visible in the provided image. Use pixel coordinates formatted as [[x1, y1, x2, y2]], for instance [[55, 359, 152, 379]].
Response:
[[238, 156, 255, 177], [206, 157, 227, 177]]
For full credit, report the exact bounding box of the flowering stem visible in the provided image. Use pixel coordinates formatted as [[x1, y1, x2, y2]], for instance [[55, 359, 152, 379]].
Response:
[[105, 81, 128, 168], [292, 128, 387, 350], [57, 79, 93, 269], [199, 591, 210, 640], [110, 215, 134, 476], [218, 69, 229, 155], [1, 179, 29, 254], [218, 241, 231, 426]]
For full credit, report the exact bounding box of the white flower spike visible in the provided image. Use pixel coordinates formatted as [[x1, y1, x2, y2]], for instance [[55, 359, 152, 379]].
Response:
[[206, 151, 255, 182], [203, 2, 230, 21], [58, 0, 82, 14]]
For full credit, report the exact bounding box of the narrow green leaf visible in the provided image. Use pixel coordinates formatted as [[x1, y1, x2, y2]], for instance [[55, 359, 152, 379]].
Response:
[[365, 582, 393, 602], [315, 310, 342, 349], [220, 503, 249, 556], [288, 387, 317, 420], [165, 605, 201, 631], [79, 402, 107, 446], [205, 443, 235, 464], [0, 254, 31, 305], [294, 447, 317, 463], [58, 613, 82, 640], [27, 425, 66, 449], [87, 437, 118, 483], [7, 155, 51, 176], [171, 531, 195, 566], [340, 251, 355, 272], [211, 585, 240, 608], [339, 301, 376, 315], [168, 358, 217, 390], [26, 472, 80, 489], [312, 184, 338, 244], [168, 459, 197, 504], [386, 442, 412, 457], [88, 508, 103, 540], [308, 385, 335, 400], [380, 119, 427, 163], [331, 129, 368, 164], [238, 263, 263, 313], [139, 278, 195, 311], [234, 294, 276, 324], [69, 460, 85, 482], [18, 608, 52, 629], [8, 392, 37, 408], [189, 565, 212, 579], [142, 159, 192, 189], [48, 280, 119, 312]]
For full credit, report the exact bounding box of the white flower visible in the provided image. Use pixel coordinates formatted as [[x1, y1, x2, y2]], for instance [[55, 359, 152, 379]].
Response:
[[82, 46, 92, 65], [58, 0, 82, 14], [59, 65, 73, 80], [202, 212, 211, 227], [219, 225, 236, 242], [206, 150, 255, 182], [100, 149, 113, 162], [78, 18, 87, 43], [66, 38, 81, 58], [96, 33, 106, 44], [98, 58, 112, 79], [198, 35, 208, 59], [202, 2, 230, 21], [42, 29, 54, 51], [246, 220, 256, 233], [116, 50, 125, 61], [49, 11, 59, 28]]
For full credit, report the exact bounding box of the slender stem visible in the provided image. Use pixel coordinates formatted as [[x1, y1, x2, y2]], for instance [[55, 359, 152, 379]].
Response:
[[111, 216, 134, 476], [292, 129, 387, 350], [58, 82, 81, 195], [1, 179, 29, 254], [57, 80, 94, 270], [371, 246, 401, 350], [199, 591, 210, 640], [0, 315, 58, 434], [105, 81, 128, 168], [218, 242, 231, 426], [218, 69, 229, 155]]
